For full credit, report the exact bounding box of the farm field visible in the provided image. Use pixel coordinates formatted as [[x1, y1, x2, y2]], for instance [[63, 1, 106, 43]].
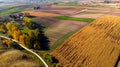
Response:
[[0, 8, 21, 15], [31, 5, 120, 52], [45, 20, 88, 46], [0, 3, 27, 10], [70, 7, 120, 18], [37, 6, 120, 19], [0, 50, 42, 67], [52, 16, 120, 67], [0, 2, 33, 16], [1, 2, 120, 67], [32, 17, 88, 48], [22, 11, 60, 17], [37, 6, 85, 16]]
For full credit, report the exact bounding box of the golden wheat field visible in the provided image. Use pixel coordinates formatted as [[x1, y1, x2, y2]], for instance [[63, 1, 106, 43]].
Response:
[[51, 15, 120, 67]]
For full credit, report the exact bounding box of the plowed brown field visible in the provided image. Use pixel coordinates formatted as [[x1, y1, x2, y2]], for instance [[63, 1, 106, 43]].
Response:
[[52, 15, 120, 67], [22, 11, 60, 17]]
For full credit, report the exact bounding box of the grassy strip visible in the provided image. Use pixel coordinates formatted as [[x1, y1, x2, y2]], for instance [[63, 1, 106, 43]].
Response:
[[54, 16, 95, 23], [0, 8, 21, 15], [49, 32, 75, 52]]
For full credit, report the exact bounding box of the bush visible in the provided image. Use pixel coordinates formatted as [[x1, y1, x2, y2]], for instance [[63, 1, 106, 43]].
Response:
[[44, 54, 53, 63]]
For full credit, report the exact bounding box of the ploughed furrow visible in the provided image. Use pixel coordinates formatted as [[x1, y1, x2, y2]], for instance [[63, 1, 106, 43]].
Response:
[[51, 15, 120, 67]]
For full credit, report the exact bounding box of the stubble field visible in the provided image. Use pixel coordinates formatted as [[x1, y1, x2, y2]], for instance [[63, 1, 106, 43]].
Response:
[[52, 16, 120, 67]]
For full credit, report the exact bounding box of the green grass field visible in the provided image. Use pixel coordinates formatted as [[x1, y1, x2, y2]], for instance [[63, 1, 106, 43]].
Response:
[[54, 16, 95, 23], [0, 8, 21, 15]]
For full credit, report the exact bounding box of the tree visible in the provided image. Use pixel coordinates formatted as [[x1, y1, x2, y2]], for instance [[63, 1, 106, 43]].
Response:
[[34, 29, 40, 37], [28, 30, 35, 45], [11, 25, 18, 33], [34, 41, 41, 49], [6, 22, 12, 34], [24, 13, 30, 17], [0, 23, 6, 33], [28, 29, 42, 49], [25, 35, 32, 48], [23, 17, 32, 23], [2, 39, 9, 45], [19, 34, 32, 48], [12, 30, 22, 41], [6, 22, 18, 34], [19, 34, 26, 46], [23, 17, 33, 29], [44, 54, 53, 64], [8, 41, 21, 49]]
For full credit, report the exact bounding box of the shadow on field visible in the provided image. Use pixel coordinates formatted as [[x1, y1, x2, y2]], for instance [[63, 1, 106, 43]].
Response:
[[40, 31, 50, 50], [115, 55, 120, 67]]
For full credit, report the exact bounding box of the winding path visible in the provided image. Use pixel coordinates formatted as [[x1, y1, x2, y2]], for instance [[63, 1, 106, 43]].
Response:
[[0, 35, 49, 67]]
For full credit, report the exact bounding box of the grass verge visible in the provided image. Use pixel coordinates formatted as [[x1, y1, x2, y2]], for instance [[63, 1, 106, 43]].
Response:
[[54, 16, 95, 23]]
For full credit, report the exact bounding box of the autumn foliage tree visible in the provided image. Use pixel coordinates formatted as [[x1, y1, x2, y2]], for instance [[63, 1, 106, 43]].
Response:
[[23, 17, 32, 23], [12, 30, 22, 41], [6, 22, 18, 35], [23, 17, 39, 29], [4, 17, 49, 50], [23, 17, 32, 28], [28, 29, 42, 49], [0, 23, 6, 33], [19, 34, 25, 46]]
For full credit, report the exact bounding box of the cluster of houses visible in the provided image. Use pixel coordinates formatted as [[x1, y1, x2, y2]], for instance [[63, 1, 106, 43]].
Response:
[[0, 13, 26, 22], [9, 13, 25, 21]]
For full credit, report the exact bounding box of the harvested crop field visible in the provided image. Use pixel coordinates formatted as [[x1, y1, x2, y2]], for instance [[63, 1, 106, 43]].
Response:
[[39, 9, 80, 16], [22, 11, 60, 17], [52, 16, 120, 67], [0, 50, 40, 67], [51, 5, 82, 9], [32, 17, 88, 47], [71, 7, 120, 18], [72, 14, 104, 18], [36, 5, 87, 16], [45, 20, 88, 46]]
